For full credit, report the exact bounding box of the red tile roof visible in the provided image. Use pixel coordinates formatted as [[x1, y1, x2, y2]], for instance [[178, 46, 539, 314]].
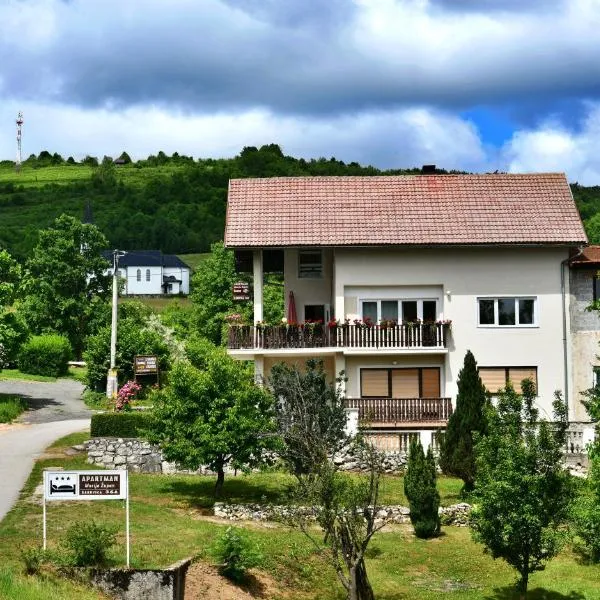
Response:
[[570, 245, 600, 265], [225, 174, 587, 247]]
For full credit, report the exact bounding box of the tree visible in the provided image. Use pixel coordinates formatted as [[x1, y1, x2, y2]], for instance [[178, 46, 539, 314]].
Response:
[[148, 340, 276, 497], [471, 381, 573, 598], [190, 242, 251, 345], [117, 151, 132, 164], [0, 249, 27, 364], [268, 359, 348, 478], [439, 350, 488, 493], [292, 445, 384, 600], [20, 214, 111, 358], [404, 438, 440, 538]]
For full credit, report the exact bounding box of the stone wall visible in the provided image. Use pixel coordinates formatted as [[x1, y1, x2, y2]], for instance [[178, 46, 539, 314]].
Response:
[[213, 502, 472, 527], [84, 438, 163, 473]]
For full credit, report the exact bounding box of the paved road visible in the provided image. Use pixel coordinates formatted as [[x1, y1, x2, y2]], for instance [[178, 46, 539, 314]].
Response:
[[0, 379, 92, 520]]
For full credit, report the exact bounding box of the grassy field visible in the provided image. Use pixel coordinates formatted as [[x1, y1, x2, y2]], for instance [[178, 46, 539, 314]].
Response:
[[177, 252, 210, 272], [0, 163, 187, 189], [0, 367, 87, 384], [0, 394, 26, 423], [126, 296, 193, 313], [0, 432, 598, 599]]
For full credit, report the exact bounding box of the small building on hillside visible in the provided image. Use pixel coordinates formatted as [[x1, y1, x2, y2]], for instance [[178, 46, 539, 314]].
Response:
[[104, 250, 190, 296]]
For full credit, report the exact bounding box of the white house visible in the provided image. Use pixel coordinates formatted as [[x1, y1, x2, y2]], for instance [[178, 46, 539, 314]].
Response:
[[224, 173, 589, 448], [105, 250, 190, 296]]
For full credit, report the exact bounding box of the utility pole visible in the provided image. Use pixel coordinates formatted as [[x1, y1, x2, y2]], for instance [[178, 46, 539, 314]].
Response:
[[106, 250, 126, 398]]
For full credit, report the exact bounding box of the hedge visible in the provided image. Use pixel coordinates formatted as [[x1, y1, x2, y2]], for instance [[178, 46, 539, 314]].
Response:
[[90, 412, 152, 438], [17, 334, 72, 377]]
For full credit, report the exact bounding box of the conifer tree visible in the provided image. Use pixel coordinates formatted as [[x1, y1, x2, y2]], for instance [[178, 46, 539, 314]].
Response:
[[439, 350, 488, 492], [404, 438, 440, 538]]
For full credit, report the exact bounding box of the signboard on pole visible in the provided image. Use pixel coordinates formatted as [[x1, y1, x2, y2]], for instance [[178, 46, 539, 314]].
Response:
[[134, 355, 158, 375], [233, 281, 250, 301], [44, 470, 128, 501]]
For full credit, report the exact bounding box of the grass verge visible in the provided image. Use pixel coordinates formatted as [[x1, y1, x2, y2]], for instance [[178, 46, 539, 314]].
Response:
[[0, 394, 26, 423]]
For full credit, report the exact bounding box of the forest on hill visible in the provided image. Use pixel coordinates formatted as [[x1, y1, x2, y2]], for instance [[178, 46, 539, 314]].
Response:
[[0, 144, 599, 260]]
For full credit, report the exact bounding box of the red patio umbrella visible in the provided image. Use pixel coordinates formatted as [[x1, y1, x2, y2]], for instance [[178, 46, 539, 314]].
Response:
[[287, 291, 298, 324]]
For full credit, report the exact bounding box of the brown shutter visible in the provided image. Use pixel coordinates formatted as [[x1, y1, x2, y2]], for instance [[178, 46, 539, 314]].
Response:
[[479, 368, 506, 393], [361, 370, 389, 397], [391, 369, 419, 398], [508, 368, 537, 394], [421, 368, 441, 398]]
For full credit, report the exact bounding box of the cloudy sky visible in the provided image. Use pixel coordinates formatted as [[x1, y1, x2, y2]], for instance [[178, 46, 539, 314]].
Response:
[[1, 0, 600, 183]]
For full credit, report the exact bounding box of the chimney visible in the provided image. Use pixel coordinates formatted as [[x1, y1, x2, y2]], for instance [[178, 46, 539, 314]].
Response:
[[421, 164, 436, 174]]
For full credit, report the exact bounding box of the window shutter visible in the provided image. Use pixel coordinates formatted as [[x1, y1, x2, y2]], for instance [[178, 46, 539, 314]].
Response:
[[508, 368, 537, 394], [479, 368, 506, 393], [361, 370, 389, 397], [391, 369, 419, 398], [421, 368, 440, 397]]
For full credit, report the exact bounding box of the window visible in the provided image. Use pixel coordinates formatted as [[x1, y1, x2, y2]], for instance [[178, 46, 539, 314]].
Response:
[[593, 366, 600, 388], [146, 269, 151, 282], [360, 367, 441, 398], [478, 367, 537, 394], [136, 269, 141, 282], [477, 297, 536, 326], [298, 250, 322, 278], [304, 304, 325, 322], [360, 299, 437, 323]]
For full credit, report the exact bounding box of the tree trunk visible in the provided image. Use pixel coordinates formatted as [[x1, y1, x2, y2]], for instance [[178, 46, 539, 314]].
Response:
[[348, 566, 358, 600], [355, 559, 375, 600], [214, 464, 225, 498], [517, 568, 529, 600]]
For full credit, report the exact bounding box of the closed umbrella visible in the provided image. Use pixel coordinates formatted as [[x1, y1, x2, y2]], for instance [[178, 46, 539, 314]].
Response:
[[287, 291, 298, 324]]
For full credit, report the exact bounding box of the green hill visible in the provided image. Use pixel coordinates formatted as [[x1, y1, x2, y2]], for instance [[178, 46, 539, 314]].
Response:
[[0, 147, 598, 260]]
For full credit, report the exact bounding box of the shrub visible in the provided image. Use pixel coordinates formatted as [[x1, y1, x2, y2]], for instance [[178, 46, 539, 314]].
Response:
[[573, 493, 600, 562], [404, 438, 441, 539], [62, 521, 117, 567], [20, 547, 48, 575], [210, 527, 262, 582], [17, 334, 71, 377], [90, 412, 151, 438]]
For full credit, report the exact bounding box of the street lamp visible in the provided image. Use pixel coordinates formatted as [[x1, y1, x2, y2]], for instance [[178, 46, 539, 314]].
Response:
[[106, 250, 126, 398]]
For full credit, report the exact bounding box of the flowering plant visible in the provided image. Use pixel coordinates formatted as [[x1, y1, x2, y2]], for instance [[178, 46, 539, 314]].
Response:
[[327, 318, 339, 327], [225, 313, 245, 325], [115, 380, 141, 412]]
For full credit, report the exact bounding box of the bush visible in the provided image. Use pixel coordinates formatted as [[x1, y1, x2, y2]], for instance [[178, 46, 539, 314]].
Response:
[[210, 527, 262, 582], [61, 521, 117, 567], [404, 438, 441, 539], [17, 334, 71, 377], [20, 547, 49, 575], [573, 493, 600, 562], [90, 412, 151, 438]]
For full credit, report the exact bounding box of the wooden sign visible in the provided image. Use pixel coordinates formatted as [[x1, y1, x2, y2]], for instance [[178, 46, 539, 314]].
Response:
[[134, 355, 158, 374], [233, 281, 250, 301]]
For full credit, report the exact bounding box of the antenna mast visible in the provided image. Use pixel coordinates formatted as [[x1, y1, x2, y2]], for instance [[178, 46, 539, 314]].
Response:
[[15, 112, 23, 173]]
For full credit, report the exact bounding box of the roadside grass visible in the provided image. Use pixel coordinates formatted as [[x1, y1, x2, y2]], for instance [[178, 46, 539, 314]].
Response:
[[0, 394, 26, 422], [0, 433, 598, 599], [0, 369, 57, 383], [67, 366, 87, 384]]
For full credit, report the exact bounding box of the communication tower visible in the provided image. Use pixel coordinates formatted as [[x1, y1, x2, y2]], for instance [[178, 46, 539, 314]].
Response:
[[16, 112, 23, 173]]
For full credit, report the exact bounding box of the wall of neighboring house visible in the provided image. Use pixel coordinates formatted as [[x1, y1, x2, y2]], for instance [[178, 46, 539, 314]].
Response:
[[332, 246, 570, 418], [163, 267, 190, 295], [125, 265, 163, 295], [570, 266, 600, 421]]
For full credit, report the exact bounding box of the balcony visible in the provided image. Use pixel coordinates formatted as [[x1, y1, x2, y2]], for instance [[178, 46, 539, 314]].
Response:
[[227, 322, 450, 351], [345, 397, 453, 427]]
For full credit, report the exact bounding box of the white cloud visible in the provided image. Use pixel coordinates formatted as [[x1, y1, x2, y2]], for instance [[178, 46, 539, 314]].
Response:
[[503, 103, 600, 184]]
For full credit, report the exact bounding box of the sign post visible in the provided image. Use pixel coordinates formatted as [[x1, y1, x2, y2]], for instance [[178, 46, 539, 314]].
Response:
[[43, 470, 130, 567], [134, 354, 159, 387]]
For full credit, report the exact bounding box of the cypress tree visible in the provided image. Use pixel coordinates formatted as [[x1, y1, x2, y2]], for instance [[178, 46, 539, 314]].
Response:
[[404, 438, 440, 539], [439, 350, 488, 493]]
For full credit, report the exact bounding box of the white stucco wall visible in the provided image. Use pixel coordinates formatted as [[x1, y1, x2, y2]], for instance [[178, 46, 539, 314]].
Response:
[[332, 246, 570, 417], [164, 267, 190, 294], [125, 265, 163, 295]]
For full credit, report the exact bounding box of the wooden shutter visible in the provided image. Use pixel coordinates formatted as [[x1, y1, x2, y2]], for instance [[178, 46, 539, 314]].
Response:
[[421, 368, 440, 398], [508, 368, 537, 394], [391, 369, 419, 398], [361, 370, 389, 397], [479, 368, 506, 393]]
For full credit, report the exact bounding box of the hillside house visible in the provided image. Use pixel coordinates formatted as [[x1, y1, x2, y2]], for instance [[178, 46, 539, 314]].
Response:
[[224, 174, 589, 450], [104, 250, 190, 296]]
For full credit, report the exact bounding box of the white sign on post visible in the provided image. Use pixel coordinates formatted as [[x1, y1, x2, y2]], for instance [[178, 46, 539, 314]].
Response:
[[42, 470, 130, 566]]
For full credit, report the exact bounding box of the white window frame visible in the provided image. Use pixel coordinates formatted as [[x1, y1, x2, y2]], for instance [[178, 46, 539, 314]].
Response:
[[146, 269, 151, 282], [477, 296, 537, 328], [136, 269, 141, 282], [298, 250, 323, 279], [359, 298, 439, 322]]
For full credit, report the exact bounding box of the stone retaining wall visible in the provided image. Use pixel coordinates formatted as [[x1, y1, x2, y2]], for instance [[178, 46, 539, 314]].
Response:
[[213, 502, 472, 527]]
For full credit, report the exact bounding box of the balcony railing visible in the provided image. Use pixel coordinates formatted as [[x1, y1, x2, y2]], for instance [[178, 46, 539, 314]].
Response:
[[227, 322, 450, 351], [345, 397, 453, 424]]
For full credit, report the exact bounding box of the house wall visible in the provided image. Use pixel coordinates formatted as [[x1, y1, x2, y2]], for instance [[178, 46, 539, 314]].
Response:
[[570, 267, 600, 420], [264, 355, 335, 384], [164, 267, 190, 295], [125, 266, 164, 295], [332, 246, 570, 418], [284, 249, 333, 321]]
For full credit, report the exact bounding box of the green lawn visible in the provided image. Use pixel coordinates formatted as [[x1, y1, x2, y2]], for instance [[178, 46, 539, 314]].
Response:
[[127, 296, 192, 313], [177, 252, 210, 272], [0, 394, 26, 423], [0, 367, 88, 384], [0, 433, 598, 599]]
